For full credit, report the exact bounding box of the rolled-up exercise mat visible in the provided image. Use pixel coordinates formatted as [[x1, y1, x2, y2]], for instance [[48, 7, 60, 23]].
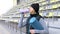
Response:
[[29, 17, 44, 30]]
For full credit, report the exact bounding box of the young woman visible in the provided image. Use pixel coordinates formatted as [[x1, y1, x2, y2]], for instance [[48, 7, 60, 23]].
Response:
[[26, 3, 43, 34]]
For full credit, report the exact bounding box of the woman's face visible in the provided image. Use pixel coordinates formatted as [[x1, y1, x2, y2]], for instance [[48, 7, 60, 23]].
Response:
[[29, 7, 36, 14]]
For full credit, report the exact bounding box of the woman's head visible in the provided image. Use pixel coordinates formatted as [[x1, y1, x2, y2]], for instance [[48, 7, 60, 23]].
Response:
[[29, 3, 39, 14]]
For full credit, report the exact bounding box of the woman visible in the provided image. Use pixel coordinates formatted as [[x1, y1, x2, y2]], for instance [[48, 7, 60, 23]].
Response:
[[26, 3, 43, 34]]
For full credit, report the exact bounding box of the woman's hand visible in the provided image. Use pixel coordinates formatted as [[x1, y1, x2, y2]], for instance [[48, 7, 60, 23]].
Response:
[[30, 29, 35, 34]]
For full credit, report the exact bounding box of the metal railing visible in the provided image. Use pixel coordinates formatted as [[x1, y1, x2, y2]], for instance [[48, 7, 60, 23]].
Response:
[[0, 16, 60, 34]]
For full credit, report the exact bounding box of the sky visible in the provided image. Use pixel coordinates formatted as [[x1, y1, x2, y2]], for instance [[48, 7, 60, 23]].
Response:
[[0, 0, 13, 16]]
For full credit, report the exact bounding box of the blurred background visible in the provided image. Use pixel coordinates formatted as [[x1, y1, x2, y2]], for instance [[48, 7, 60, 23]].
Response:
[[0, 0, 60, 34]]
